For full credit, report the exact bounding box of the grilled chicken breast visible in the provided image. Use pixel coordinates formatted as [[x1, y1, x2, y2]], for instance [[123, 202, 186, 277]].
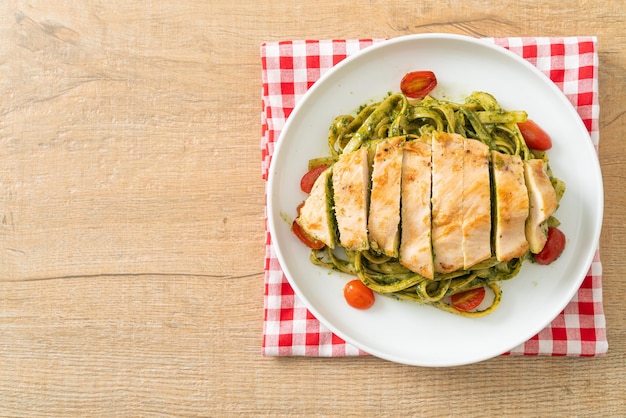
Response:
[[431, 132, 465, 274], [399, 138, 434, 279], [296, 167, 336, 248], [332, 147, 370, 251], [524, 159, 558, 253], [492, 151, 529, 261], [462, 138, 492, 269], [368, 136, 405, 257], [296, 130, 558, 276]]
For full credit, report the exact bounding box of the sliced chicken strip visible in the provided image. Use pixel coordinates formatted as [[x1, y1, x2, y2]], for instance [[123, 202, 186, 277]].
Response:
[[368, 136, 405, 257], [492, 151, 529, 261], [462, 138, 492, 269], [332, 147, 370, 251], [524, 159, 558, 253], [399, 138, 434, 279], [431, 132, 465, 274], [296, 167, 336, 249]]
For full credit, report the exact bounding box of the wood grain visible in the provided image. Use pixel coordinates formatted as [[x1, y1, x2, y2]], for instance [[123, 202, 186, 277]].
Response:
[[0, 0, 624, 416]]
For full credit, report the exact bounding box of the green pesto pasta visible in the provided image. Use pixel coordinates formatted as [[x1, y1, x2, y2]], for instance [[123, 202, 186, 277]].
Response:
[[308, 91, 562, 317]]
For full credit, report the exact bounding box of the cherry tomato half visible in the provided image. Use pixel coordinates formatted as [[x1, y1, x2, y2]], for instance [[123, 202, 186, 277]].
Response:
[[291, 220, 325, 250], [400, 71, 438, 99], [517, 119, 553, 150], [450, 287, 486, 312], [343, 279, 375, 310], [533, 227, 566, 265], [300, 165, 328, 194]]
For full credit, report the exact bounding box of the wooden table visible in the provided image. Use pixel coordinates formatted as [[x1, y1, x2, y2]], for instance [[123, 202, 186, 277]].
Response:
[[1, 1, 624, 415]]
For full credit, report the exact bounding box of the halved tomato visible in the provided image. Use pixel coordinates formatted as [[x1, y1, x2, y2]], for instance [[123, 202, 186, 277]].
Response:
[[300, 165, 328, 194], [450, 287, 486, 312], [291, 220, 325, 250], [343, 279, 375, 310], [518, 119, 552, 150], [533, 227, 566, 265], [400, 71, 437, 99]]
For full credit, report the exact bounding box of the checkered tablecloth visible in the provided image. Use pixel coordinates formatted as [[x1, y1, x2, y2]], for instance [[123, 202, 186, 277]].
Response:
[[261, 36, 607, 358]]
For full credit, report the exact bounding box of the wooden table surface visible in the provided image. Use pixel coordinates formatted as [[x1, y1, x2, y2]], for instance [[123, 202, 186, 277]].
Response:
[[1, 1, 624, 416]]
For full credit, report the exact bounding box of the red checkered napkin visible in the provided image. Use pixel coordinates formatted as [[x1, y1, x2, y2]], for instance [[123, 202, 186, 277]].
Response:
[[261, 37, 607, 358]]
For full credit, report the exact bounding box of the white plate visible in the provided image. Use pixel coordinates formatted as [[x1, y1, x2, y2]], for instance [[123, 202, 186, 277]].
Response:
[[267, 34, 603, 367]]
